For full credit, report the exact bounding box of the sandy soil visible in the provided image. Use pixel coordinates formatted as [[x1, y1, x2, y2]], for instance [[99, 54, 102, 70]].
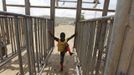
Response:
[[0, 24, 76, 75]]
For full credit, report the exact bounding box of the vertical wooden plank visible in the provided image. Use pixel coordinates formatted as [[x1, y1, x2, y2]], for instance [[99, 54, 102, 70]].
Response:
[[90, 21, 101, 75], [50, 0, 55, 26], [29, 18, 36, 74], [34, 18, 40, 72], [116, 0, 134, 74], [2, 0, 7, 11], [50, 0, 55, 48], [95, 20, 107, 75], [74, 0, 82, 48], [8, 18, 14, 53], [128, 49, 134, 75], [86, 21, 96, 74], [75, 0, 82, 24], [104, 0, 133, 75], [43, 19, 47, 58], [24, 17, 33, 75], [25, 0, 30, 15], [14, 16, 24, 75]]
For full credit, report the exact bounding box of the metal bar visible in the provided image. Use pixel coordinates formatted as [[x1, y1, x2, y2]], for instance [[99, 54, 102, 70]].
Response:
[[14, 16, 24, 75]]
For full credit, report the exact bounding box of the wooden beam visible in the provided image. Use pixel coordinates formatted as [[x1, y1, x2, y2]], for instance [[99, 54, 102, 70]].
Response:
[[2, 0, 7, 11], [104, 0, 134, 75], [6, 4, 115, 12], [75, 0, 82, 23], [74, 0, 82, 48], [102, 0, 110, 16], [59, 0, 97, 4], [50, 0, 55, 39], [50, 0, 55, 22], [25, 0, 30, 15]]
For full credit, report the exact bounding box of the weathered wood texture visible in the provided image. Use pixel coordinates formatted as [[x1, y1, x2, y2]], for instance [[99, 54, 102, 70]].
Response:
[[104, 0, 134, 75], [74, 15, 114, 75], [0, 12, 54, 75]]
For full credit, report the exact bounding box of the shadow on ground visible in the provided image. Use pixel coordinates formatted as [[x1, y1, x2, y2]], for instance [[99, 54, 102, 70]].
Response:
[[42, 52, 76, 75]]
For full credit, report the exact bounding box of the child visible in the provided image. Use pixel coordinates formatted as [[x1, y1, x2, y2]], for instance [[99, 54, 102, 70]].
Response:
[[49, 32, 75, 71]]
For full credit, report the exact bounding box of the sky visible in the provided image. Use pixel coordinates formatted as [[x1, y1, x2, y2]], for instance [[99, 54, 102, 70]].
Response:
[[0, 0, 117, 19]]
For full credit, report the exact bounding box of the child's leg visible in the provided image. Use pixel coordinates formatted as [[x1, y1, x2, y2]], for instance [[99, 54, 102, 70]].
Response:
[[60, 51, 65, 71], [66, 45, 73, 56]]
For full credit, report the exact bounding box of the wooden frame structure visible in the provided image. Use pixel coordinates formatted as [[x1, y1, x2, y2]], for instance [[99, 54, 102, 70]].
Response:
[[2, 0, 114, 24], [1, 0, 118, 75]]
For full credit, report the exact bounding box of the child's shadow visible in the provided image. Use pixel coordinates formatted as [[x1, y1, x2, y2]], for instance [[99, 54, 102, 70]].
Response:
[[42, 53, 76, 75]]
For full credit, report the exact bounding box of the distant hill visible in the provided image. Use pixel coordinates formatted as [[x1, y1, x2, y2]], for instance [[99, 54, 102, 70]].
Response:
[[41, 15, 75, 25]]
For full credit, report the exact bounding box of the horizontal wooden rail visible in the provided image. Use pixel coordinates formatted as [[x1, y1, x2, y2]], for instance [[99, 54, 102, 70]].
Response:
[[5, 4, 115, 12], [0, 11, 50, 19]]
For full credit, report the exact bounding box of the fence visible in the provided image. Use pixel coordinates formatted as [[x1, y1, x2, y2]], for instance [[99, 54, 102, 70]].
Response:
[[0, 11, 54, 75], [74, 15, 114, 75]]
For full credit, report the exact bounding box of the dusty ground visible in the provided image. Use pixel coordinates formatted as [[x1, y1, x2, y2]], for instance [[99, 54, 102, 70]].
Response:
[[0, 24, 76, 75]]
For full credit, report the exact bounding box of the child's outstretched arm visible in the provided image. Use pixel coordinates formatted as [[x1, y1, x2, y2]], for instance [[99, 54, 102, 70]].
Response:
[[67, 33, 76, 42], [49, 31, 59, 41]]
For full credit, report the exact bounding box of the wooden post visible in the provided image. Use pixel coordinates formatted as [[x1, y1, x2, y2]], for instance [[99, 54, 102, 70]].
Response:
[[25, 0, 30, 15], [2, 0, 7, 11], [15, 16, 24, 75], [74, 0, 82, 48], [104, 0, 134, 75], [50, 0, 55, 25], [102, 0, 110, 16], [75, 0, 82, 24], [50, 0, 55, 46]]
